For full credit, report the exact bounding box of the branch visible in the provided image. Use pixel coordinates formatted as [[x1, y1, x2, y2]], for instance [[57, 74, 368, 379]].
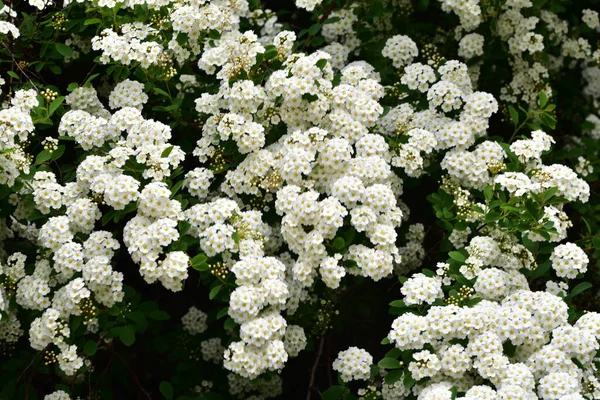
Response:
[[306, 335, 326, 400], [110, 348, 152, 399]]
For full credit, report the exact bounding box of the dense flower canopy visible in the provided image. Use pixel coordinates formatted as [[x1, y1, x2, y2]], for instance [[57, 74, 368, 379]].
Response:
[[0, 0, 600, 399]]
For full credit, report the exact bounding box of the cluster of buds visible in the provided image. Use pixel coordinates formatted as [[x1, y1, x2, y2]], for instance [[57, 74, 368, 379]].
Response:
[[42, 137, 59, 152], [41, 88, 58, 103]]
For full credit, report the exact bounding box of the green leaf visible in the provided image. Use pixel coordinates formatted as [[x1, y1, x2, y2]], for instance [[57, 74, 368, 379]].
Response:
[[35, 151, 52, 164], [119, 326, 135, 346], [381, 337, 390, 345], [84, 18, 102, 25], [378, 357, 401, 369], [159, 381, 173, 400], [323, 16, 341, 24], [308, 23, 321, 35], [51, 145, 66, 161], [161, 146, 174, 158], [322, 386, 348, 400], [190, 253, 208, 271], [49, 96, 65, 115], [542, 187, 559, 202], [332, 237, 345, 250], [209, 284, 222, 300], [569, 282, 593, 299], [83, 340, 97, 356], [448, 251, 466, 262], [384, 369, 403, 385], [217, 307, 228, 320], [224, 318, 236, 330], [316, 59, 328, 70], [538, 91, 548, 108], [232, 231, 240, 244], [484, 186, 493, 202], [147, 310, 170, 321], [55, 43, 73, 58], [7, 71, 19, 79], [389, 300, 407, 308], [508, 105, 519, 125], [385, 348, 402, 359]]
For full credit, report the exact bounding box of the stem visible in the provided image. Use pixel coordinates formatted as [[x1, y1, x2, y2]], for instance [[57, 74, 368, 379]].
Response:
[[306, 335, 326, 400], [110, 348, 152, 399]]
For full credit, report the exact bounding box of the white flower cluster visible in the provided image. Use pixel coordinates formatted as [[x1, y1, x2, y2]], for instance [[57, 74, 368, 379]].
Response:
[[549, 243, 589, 279], [332, 346, 373, 382], [182, 306, 208, 335]]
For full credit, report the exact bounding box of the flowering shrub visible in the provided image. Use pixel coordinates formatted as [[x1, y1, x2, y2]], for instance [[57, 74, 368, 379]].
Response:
[[1, 0, 600, 399]]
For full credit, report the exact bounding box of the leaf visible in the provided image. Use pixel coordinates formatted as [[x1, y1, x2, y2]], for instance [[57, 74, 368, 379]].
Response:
[[316, 59, 328, 70], [232, 231, 240, 244], [508, 105, 519, 125], [190, 253, 208, 271], [389, 300, 407, 308], [569, 282, 593, 299], [84, 18, 102, 25], [323, 16, 341, 24], [35, 151, 52, 164], [119, 326, 135, 346], [159, 381, 173, 400], [217, 307, 229, 320], [147, 310, 170, 321], [378, 357, 402, 369], [448, 251, 466, 262], [384, 369, 403, 385], [538, 91, 548, 108], [224, 318, 236, 330], [55, 43, 73, 58], [161, 146, 174, 158], [322, 386, 347, 400], [385, 348, 402, 359], [209, 284, 222, 300], [308, 23, 321, 35], [332, 237, 345, 250], [49, 96, 65, 115], [83, 340, 97, 356], [542, 187, 559, 202], [51, 145, 65, 161], [7, 70, 19, 79], [381, 337, 390, 345], [484, 186, 493, 202]]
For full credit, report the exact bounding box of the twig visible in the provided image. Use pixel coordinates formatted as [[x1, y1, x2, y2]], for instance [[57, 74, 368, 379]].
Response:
[[306, 335, 326, 400], [110, 348, 152, 399]]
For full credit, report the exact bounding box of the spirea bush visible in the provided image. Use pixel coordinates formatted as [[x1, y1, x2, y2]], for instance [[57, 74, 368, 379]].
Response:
[[1, 0, 600, 398]]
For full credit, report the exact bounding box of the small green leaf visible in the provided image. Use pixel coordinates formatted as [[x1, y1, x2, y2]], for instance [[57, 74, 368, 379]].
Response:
[[55, 43, 73, 58], [35, 151, 52, 164], [217, 307, 229, 320], [224, 318, 236, 330], [84, 18, 102, 25], [322, 385, 347, 400], [49, 96, 65, 115], [7, 71, 19, 79], [159, 381, 173, 400], [308, 23, 321, 35], [119, 326, 135, 346], [316, 59, 328, 70], [161, 146, 174, 158], [448, 251, 466, 262], [147, 310, 170, 321], [384, 369, 403, 385], [569, 282, 593, 299], [83, 341, 97, 356], [50, 145, 65, 161], [389, 300, 406, 308], [332, 237, 345, 250], [484, 186, 493, 202], [209, 285, 222, 300], [381, 337, 390, 345], [538, 91, 548, 108], [508, 105, 519, 125], [232, 231, 240, 244], [378, 357, 401, 369], [190, 254, 208, 271]]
